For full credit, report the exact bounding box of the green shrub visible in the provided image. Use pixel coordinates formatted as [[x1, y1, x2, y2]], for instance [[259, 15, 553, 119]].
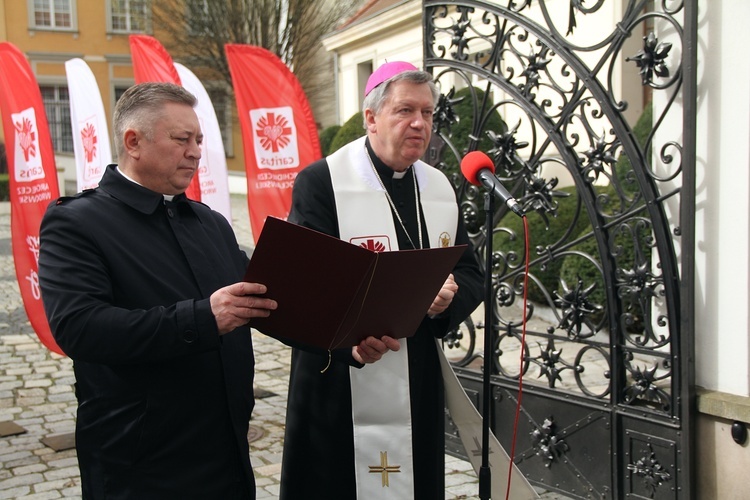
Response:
[[553, 175, 654, 333], [328, 112, 365, 154], [494, 185, 593, 305], [0, 174, 8, 201], [440, 87, 507, 178], [562, 101, 654, 313], [615, 101, 652, 197], [557, 233, 605, 317], [319, 124, 341, 157], [0, 142, 6, 175]]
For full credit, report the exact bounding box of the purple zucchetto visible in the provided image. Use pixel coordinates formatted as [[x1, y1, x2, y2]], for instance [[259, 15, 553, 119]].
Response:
[[364, 61, 419, 97]]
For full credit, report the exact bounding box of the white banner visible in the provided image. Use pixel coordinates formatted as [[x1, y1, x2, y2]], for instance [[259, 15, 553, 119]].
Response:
[[65, 58, 111, 192], [175, 63, 233, 226], [438, 339, 540, 500]]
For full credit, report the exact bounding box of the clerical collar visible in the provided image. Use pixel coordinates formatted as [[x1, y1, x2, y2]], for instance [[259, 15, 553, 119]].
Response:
[[115, 166, 141, 186], [116, 166, 175, 202], [365, 138, 412, 181]]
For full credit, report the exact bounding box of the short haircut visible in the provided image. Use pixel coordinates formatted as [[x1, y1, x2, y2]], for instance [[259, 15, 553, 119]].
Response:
[[361, 70, 439, 128], [112, 82, 197, 159]]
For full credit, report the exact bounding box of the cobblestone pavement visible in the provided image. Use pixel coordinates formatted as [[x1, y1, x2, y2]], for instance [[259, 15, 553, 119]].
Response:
[[0, 196, 568, 499]]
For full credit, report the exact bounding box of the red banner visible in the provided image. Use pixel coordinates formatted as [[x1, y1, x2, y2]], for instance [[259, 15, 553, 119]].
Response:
[[129, 35, 201, 201], [225, 44, 322, 242], [0, 42, 63, 354], [129, 34, 181, 85]]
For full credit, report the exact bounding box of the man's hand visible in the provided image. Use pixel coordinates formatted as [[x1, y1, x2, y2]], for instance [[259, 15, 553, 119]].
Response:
[[210, 282, 278, 334], [427, 273, 458, 317], [352, 335, 401, 364]]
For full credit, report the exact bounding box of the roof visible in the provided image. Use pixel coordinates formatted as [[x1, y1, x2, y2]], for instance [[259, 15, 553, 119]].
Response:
[[337, 0, 413, 31]]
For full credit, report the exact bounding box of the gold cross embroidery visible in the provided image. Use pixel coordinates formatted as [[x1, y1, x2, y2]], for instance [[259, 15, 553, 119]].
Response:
[[368, 451, 401, 487]]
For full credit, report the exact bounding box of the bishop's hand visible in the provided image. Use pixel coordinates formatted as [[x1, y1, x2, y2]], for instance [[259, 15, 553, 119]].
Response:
[[352, 335, 401, 364]]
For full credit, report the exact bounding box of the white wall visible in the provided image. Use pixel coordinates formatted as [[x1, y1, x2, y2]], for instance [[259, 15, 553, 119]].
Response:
[[694, 1, 750, 395], [338, 40, 424, 123], [323, 0, 422, 124]]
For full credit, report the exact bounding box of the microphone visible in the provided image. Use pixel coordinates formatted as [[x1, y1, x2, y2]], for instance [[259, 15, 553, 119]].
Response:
[[460, 151, 524, 216]]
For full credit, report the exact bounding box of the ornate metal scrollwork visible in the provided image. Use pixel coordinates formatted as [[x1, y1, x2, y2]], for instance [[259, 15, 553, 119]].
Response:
[[530, 416, 570, 468], [429, 1, 693, 496], [425, 0, 682, 417], [627, 443, 672, 497]]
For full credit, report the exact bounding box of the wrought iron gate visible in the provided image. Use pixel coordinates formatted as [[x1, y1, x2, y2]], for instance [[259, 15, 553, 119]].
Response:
[[427, 1, 696, 498]]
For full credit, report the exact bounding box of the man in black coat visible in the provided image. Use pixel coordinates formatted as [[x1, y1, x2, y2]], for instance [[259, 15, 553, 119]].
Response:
[[38, 82, 279, 499]]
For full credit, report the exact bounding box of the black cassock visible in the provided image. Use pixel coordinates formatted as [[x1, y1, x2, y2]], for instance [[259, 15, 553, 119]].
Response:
[[279, 141, 483, 500]]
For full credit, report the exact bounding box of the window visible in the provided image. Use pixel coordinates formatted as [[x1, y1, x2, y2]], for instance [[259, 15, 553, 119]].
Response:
[[110, 84, 132, 158], [357, 61, 373, 110], [114, 85, 130, 103], [29, 0, 76, 30], [108, 0, 150, 33], [39, 85, 74, 154]]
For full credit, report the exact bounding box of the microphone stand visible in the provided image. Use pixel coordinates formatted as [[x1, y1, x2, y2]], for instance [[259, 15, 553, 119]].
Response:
[[479, 191, 494, 499]]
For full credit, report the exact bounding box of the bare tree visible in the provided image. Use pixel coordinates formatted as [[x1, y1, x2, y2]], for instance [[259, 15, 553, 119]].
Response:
[[151, 0, 359, 104]]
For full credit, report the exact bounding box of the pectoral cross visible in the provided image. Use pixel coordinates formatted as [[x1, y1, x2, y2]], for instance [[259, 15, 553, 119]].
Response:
[[368, 451, 401, 487]]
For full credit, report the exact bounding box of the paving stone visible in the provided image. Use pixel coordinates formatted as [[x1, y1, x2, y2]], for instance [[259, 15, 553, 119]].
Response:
[[0, 472, 44, 490], [17, 491, 62, 500], [10, 463, 46, 476], [0, 486, 32, 499]]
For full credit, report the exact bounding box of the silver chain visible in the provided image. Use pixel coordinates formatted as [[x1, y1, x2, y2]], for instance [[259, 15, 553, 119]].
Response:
[[365, 146, 423, 250]]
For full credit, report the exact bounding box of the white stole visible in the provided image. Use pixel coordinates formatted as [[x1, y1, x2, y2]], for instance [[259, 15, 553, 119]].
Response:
[[328, 136, 458, 498]]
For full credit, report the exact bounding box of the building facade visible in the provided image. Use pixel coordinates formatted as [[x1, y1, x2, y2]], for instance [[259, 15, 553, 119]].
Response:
[[0, 0, 341, 194]]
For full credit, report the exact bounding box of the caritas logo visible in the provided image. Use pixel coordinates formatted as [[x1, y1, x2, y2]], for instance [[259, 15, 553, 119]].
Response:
[[80, 117, 103, 182], [250, 106, 299, 171], [11, 107, 45, 183], [350, 236, 391, 252]]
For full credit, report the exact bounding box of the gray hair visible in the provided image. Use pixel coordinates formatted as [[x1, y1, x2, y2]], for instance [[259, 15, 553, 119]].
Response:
[[361, 70, 439, 128], [112, 82, 198, 159]]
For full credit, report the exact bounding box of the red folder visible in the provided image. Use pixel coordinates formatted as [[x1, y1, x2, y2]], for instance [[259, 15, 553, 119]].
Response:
[[244, 217, 467, 350]]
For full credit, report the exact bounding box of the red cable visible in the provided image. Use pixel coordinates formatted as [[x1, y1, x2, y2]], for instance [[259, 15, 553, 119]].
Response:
[[505, 214, 529, 500]]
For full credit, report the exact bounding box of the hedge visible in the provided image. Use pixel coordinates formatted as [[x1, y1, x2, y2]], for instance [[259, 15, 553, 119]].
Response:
[[328, 112, 365, 154], [0, 174, 8, 201], [319, 124, 341, 157], [439, 86, 507, 178]]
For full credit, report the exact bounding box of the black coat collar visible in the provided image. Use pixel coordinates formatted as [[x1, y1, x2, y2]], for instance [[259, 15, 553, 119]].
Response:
[[98, 164, 192, 215]]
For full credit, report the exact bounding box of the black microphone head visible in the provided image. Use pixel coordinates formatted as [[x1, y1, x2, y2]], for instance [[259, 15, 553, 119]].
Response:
[[460, 151, 495, 186]]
